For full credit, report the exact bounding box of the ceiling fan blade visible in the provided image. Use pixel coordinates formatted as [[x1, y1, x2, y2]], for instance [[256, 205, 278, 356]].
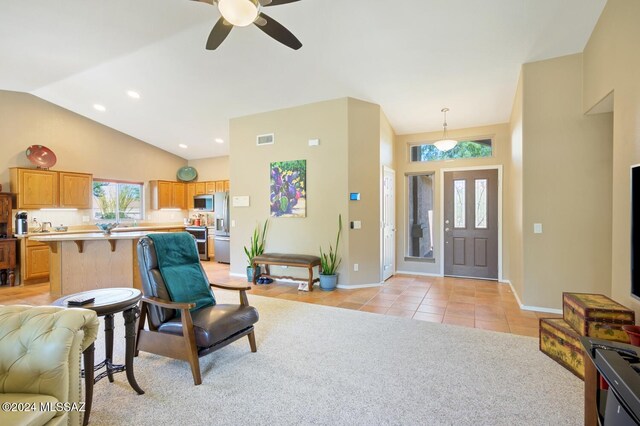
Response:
[[206, 17, 233, 50], [254, 12, 302, 50], [261, 0, 300, 6]]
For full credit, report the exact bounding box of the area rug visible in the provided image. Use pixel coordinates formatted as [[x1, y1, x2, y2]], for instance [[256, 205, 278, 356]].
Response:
[[88, 292, 582, 425]]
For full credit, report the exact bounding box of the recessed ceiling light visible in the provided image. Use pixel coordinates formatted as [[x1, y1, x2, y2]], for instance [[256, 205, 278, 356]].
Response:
[[215, 138, 224, 144], [93, 104, 106, 112], [127, 90, 140, 99], [179, 144, 188, 149]]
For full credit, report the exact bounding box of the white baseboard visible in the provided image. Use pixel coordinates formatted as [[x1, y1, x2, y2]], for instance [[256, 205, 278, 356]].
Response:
[[395, 270, 443, 278], [337, 283, 383, 289], [503, 279, 562, 315]]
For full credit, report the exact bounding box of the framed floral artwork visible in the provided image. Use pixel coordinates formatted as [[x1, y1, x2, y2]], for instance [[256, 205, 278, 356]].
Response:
[[270, 160, 306, 218]]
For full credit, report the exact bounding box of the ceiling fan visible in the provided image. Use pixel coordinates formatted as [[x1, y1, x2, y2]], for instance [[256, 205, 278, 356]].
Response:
[[195, 0, 302, 50]]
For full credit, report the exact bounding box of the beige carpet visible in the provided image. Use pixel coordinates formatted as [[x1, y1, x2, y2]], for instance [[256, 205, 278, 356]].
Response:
[[88, 292, 582, 425]]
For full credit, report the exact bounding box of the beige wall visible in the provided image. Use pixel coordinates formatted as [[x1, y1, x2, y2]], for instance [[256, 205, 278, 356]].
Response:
[[229, 97, 388, 286], [395, 123, 510, 276], [187, 156, 229, 181], [519, 54, 613, 309], [507, 73, 524, 299], [229, 98, 350, 278], [346, 98, 383, 285], [583, 0, 640, 313], [0, 90, 188, 224]]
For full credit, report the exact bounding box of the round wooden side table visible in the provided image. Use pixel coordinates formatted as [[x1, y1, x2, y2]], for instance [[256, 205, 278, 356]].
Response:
[[53, 287, 144, 425]]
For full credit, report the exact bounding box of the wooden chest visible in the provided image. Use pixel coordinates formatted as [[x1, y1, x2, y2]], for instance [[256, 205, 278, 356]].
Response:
[[563, 292, 635, 343], [539, 318, 585, 379]]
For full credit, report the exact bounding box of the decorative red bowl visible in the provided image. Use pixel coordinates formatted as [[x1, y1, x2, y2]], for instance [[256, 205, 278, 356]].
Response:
[[623, 325, 640, 346], [26, 145, 57, 169]]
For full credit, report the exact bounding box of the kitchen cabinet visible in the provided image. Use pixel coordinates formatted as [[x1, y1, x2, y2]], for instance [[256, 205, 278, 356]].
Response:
[[208, 234, 215, 260], [150, 180, 186, 210], [59, 172, 92, 208], [172, 182, 186, 210], [21, 238, 49, 284], [223, 180, 230, 192], [186, 183, 196, 210], [215, 181, 224, 192], [205, 181, 216, 194], [195, 182, 206, 195], [11, 168, 58, 209], [10, 168, 92, 209]]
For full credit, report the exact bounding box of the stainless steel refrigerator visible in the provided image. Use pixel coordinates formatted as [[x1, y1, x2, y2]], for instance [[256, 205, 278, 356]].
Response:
[[213, 191, 230, 263]]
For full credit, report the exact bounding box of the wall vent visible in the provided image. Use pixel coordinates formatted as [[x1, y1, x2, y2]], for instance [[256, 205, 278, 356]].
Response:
[[256, 133, 274, 146]]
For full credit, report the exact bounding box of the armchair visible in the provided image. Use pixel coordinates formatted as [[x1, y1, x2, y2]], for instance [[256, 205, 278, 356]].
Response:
[[136, 235, 259, 385], [0, 305, 99, 426]]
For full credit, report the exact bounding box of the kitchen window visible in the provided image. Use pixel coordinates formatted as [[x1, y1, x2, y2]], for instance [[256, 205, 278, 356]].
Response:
[[92, 179, 143, 221], [406, 173, 434, 260]]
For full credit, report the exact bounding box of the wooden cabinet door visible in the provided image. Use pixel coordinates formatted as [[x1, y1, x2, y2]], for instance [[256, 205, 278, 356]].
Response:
[[223, 180, 230, 192], [215, 181, 224, 192], [186, 183, 196, 210], [157, 181, 173, 209], [59, 172, 92, 208], [0, 194, 11, 224], [172, 182, 186, 209], [16, 169, 58, 208], [195, 182, 206, 195], [25, 245, 49, 281], [205, 181, 216, 194], [208, 236, 215, 259], [0, 240, 16, 269]]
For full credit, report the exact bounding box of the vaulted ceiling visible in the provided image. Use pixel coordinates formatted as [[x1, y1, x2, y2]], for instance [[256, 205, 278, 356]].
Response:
[[0, 0, 606, 159]]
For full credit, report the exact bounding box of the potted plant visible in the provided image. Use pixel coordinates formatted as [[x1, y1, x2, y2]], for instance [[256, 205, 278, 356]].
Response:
[[244, 220, 268, 282], [319, 214, 342, 291]]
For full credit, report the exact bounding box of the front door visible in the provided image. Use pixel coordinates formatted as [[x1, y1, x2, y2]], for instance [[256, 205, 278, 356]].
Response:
[[382, 167, 396, 281], [443, 169, 498, 279]]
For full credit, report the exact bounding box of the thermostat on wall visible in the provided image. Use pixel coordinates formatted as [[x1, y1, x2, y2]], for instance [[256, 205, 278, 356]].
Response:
[[350, 193, 361, 201]]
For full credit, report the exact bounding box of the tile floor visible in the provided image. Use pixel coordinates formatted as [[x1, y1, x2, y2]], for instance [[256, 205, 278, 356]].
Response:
[[0, 261, 561, 338]]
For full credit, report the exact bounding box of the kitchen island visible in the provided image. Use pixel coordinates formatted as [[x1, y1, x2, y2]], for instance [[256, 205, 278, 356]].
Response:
[[30, 231, 157, 295]]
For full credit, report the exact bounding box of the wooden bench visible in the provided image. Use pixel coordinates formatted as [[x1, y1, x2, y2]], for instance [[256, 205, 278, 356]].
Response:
[[252, 253, 321, 291]]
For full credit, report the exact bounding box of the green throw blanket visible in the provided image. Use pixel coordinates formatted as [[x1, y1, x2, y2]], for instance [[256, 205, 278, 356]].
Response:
[[148, 232, 215, 313]]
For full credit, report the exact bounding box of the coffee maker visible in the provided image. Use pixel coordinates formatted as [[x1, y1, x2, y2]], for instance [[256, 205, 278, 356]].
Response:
[[15, 211, 28, 235]]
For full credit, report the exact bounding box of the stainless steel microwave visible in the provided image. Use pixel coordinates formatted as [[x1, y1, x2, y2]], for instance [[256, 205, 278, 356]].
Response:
[[193, 194, 214, 211]]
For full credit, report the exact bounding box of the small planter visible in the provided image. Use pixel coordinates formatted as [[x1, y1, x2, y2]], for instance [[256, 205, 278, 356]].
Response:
[[247, 266, 261, 283], [319, 273, 338, 291]]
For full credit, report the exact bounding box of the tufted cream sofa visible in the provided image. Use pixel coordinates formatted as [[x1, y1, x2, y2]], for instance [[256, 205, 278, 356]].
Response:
[[0, 305, 99, 426]]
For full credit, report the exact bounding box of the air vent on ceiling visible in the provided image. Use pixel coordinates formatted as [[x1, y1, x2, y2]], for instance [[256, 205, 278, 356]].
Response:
[[257, 133, 274, 146]]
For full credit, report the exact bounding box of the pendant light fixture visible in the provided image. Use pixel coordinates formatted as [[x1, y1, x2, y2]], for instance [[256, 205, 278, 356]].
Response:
[[433, 108, 458, 152]]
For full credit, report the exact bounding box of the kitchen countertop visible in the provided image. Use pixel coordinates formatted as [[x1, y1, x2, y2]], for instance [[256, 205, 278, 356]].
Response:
[[29, 231, 154, 242], [16, 224, 185, 238]]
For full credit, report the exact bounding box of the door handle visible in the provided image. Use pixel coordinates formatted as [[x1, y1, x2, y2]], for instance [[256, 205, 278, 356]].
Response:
[[445, 227, 450, 232]]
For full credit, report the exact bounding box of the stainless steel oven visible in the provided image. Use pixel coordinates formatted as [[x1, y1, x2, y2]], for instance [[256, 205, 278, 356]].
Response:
[[185, 226, 209, 261]]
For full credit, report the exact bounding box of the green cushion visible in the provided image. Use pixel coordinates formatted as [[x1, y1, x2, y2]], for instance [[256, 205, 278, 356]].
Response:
[[148, 232, 215, 313]]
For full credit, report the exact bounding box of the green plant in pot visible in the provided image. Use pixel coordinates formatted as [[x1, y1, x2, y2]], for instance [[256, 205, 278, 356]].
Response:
[[244, 220, 268, 283], [319, 214, 342, 291]]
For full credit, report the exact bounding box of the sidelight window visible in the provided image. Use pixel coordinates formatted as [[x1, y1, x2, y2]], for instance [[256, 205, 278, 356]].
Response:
[[406, 173, 434, 259], [92, 179, 143, 222]]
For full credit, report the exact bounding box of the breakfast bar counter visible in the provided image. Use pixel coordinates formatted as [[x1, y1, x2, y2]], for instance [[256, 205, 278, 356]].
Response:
[[30, 231, 156, 296]]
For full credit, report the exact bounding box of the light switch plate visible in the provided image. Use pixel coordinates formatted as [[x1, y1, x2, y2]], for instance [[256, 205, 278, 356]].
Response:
[[308, 138, 320, 146], [534, 223, 543, 234], [351, 220, 362, 229]]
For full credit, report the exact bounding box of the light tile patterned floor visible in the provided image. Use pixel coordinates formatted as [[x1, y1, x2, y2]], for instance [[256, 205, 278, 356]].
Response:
[[0, 261, 561, 337]]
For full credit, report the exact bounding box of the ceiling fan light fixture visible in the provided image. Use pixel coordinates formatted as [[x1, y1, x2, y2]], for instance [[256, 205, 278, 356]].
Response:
[[218, 0, 259, 27], [434, 107, 458, 152]]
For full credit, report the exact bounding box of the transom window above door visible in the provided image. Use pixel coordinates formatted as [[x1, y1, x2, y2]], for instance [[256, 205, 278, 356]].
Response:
[[409, 139, 493, 162]]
